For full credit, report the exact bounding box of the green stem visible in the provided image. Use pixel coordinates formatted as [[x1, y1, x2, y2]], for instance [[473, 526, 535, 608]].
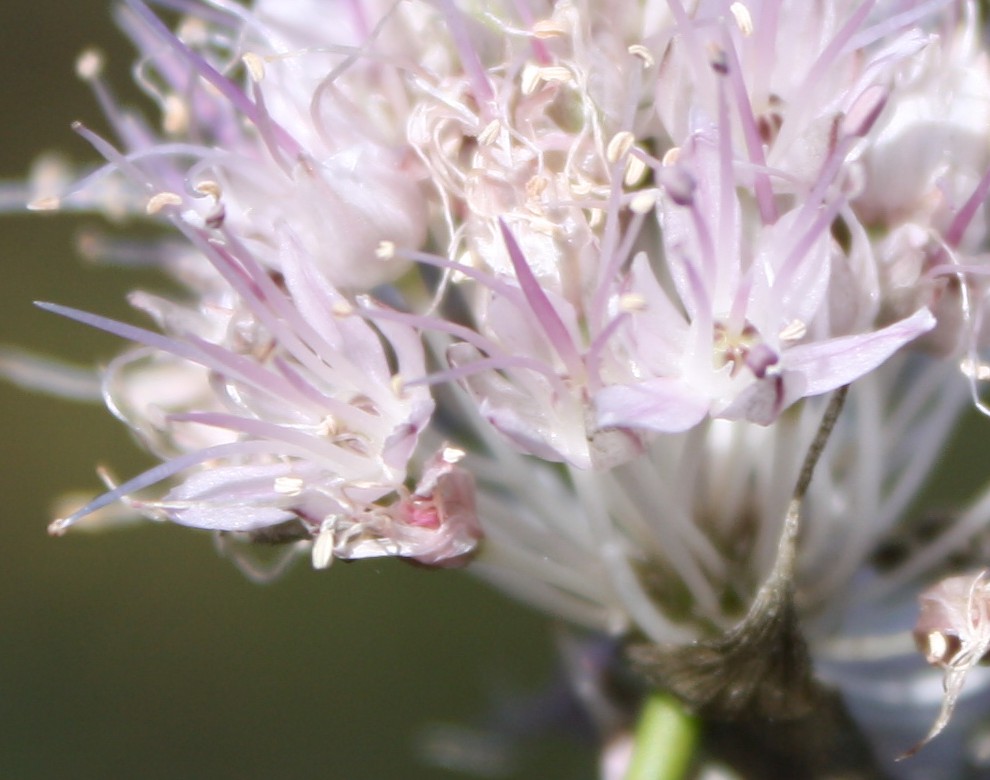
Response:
[[624, 692, 699, 780]]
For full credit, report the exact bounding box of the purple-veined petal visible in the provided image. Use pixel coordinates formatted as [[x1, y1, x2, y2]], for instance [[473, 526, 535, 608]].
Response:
[[785, 308, 936, 395]]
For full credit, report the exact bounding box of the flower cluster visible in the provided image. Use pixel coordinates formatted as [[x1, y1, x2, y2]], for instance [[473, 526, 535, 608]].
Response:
[[11, 0, 990, 776]]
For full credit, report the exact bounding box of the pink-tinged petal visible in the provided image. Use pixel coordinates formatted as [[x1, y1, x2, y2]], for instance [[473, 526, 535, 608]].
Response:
[[159, 462, 299, 531], [623, 254, 690, 374], [37, 301, 310, 412], [749, 205, 833, 333], [171, 504, 295, 532], [47, 440, 313, 535], [594, 378, 709, 433], [946, 164, 990, 249], [448, 342, 591, 467], [326, 451, 482, 569], [381, 402, 433, 471], [717, 373, 795, 426], [784, 308, 935, 396], [399, 451, 483, 568]]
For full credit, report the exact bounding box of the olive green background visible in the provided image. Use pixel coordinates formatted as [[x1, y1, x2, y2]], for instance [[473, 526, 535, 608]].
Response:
[[0, 2, 592, 777]]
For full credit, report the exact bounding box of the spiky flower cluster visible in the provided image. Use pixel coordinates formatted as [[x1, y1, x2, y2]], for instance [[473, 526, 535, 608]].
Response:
[[11, 0, 990, 776]]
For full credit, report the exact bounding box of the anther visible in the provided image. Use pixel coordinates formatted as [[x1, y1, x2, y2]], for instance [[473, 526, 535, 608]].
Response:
[[27, 196, 61, 212], [628, 44, 655, 68], [162, 95, 189, 135], [312, 521, 336, 569], [730, 3, 754, 36], [607, 131, 636, 164], [442, 446, 466, 463], [624, 155, 647, 187], [75, 49, 105, 82], [532, 19, 567, 38], [779, 320, 808, 342], [478, 119, 501, 145], [146, 192, 184, 214], [376, 240, 396, 260], [242, 52, 266, 82], [274, 476, 304, 496], [630, 190, 658, 214], [619, 293, 648, 313], [194, 180, 222, 200]]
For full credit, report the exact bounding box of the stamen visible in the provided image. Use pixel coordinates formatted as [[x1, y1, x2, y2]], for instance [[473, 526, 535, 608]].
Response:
[[532, 19, 567, 39], [627, 44, 655, 68], [75, 48, 105, 81], [241, 51, 265, 82], [729, 3, 754, 36], [146, 191, 183, 213]]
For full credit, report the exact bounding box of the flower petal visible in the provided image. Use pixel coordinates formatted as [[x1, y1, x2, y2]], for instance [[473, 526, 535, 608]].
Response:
[[595, 377, 709, 433], [784, 308, 935, 395]]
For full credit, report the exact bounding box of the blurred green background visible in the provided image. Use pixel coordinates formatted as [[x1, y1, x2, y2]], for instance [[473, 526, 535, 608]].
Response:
[[0, 2, 594, 777]]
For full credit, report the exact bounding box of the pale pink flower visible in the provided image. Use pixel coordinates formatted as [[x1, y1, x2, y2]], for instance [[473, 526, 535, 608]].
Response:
[[9, 0, 990, 776], [16, 0, 483, 572]]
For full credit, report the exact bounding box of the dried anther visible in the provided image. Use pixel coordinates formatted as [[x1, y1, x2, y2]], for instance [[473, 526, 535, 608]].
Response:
[[900, 569, 990, 759]]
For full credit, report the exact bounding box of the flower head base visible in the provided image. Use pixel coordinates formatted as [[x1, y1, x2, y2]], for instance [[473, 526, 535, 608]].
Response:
[[11, 0, 990, 775]]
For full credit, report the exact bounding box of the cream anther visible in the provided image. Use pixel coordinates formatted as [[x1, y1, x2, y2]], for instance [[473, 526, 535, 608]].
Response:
[[607, 131, 636, 164], [376, 240, 396, 260], [520, 63, 542, 96], [526, 176, 549, 199], [779, 320, 808, 342], [961, 357, 990, 381], [628, 44, 655, 68], [48, 517, 72, 537], [571, 179, 594, 196], [146, 192, 184, 214], [619, 293, 648, 313], [538, 66, 573, 85], [75, 49, 105, 81], [242, 52, 266, 82], [312, 521, 336, 569], [442, 446, 466, 464], [274, 476, 304, 496], [730, 3, 754, 36], [532, 19, 567, 38], [630, 190, 658, 214], [176, 16, 209, 46], [926, 631, 950, 664], [194, 180, 222, 200], [316, 416, 338, 437], [27, 196, 61, 212], [624, 155, 647, 187], [478, 119, 501, 145], [162, 95, 189, 135]]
